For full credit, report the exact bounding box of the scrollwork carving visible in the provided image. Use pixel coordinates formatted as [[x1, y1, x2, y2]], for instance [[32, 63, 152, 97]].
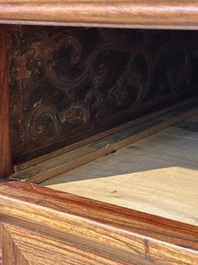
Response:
[[8, 26, 197, 160], [28, 105, 59, 140]]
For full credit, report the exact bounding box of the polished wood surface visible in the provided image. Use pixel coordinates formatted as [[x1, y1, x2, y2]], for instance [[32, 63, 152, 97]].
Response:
[[0, 25, 11, 179], [1, 1, 198, 29], [0, 181, 198, 264], [1, 222, 126, 265]]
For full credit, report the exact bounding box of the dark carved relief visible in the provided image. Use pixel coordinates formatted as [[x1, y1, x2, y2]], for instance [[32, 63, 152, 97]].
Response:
[[8, 26, 197, 162]]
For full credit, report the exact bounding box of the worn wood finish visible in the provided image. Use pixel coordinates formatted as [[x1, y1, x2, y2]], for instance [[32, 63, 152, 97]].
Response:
[[12, 97, 198, 183], [13, 97, 197, 173], [0, 181, 198, 264], [9, 26, 198, 162], [1, 1, 198, 29], [0, 25, 11, 179]]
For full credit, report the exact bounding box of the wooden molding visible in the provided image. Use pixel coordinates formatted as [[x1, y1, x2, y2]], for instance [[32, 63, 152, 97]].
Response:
[[0, 181, 198, 264], [1, 1, 198, 29]]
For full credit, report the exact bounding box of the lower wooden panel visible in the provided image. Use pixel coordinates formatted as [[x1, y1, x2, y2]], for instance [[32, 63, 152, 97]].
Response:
[[0, 181, 198, 264], [1, 222, 126, 265]]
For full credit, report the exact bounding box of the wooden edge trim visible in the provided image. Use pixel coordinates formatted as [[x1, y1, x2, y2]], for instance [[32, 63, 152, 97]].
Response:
[[0, 25, 11, 179], [0, 1, 198, 29], [2, 20, 198, 31], [0, 181, 198, 263]]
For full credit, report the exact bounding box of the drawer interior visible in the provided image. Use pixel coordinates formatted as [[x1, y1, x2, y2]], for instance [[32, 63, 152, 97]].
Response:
[[41, 114, 198, 226], [2, 24, 198, 228], [1, 19, 198, 265]]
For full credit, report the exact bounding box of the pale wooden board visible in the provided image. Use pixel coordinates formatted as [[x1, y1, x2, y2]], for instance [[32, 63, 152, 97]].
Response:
[[42, 115, 198, 226]]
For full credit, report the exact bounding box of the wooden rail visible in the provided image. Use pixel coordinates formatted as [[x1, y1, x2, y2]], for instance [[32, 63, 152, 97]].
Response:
[[0, 181, 198, 264], [0, 0, 198, 29]]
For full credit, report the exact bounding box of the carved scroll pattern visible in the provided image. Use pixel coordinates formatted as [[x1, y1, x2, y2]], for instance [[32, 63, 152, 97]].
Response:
[[8, 27, 197, 159]]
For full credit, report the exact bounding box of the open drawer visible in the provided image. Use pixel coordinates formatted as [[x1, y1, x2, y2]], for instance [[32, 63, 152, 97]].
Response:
[[1, 110, 198, 265], [0, 23, 198, 264]]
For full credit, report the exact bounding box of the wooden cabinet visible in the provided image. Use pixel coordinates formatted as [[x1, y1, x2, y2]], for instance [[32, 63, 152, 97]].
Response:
[[0, 1, 198, 264], [1, 178, 198, 264]]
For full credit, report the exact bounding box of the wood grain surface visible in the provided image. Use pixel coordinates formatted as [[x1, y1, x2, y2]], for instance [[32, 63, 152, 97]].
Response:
[[1, 222, 127, 265], [0, 25, 11, 179], [43, 115, 198, 226], [1, 1, 198, 29], [0, 181, 198, 264]]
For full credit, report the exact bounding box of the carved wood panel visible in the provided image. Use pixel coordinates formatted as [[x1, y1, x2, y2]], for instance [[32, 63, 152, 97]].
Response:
[[8, 26, 198, 162]]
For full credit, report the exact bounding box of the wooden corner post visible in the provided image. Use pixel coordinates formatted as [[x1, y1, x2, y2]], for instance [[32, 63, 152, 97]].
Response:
[[0, 25, 11, 179]]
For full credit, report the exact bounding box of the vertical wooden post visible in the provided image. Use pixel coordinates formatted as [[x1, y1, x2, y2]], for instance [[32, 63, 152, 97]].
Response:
[[0, 25, 11, 179]]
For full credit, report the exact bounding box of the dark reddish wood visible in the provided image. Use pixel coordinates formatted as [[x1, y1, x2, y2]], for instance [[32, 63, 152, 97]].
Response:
[[0, 181, 198, 264], [0, 25, 11, 179]]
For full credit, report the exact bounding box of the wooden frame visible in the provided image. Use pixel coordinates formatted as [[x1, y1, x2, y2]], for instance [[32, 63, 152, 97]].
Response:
[[1, 1, 198, 30], [0, 181, 198, 264]]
